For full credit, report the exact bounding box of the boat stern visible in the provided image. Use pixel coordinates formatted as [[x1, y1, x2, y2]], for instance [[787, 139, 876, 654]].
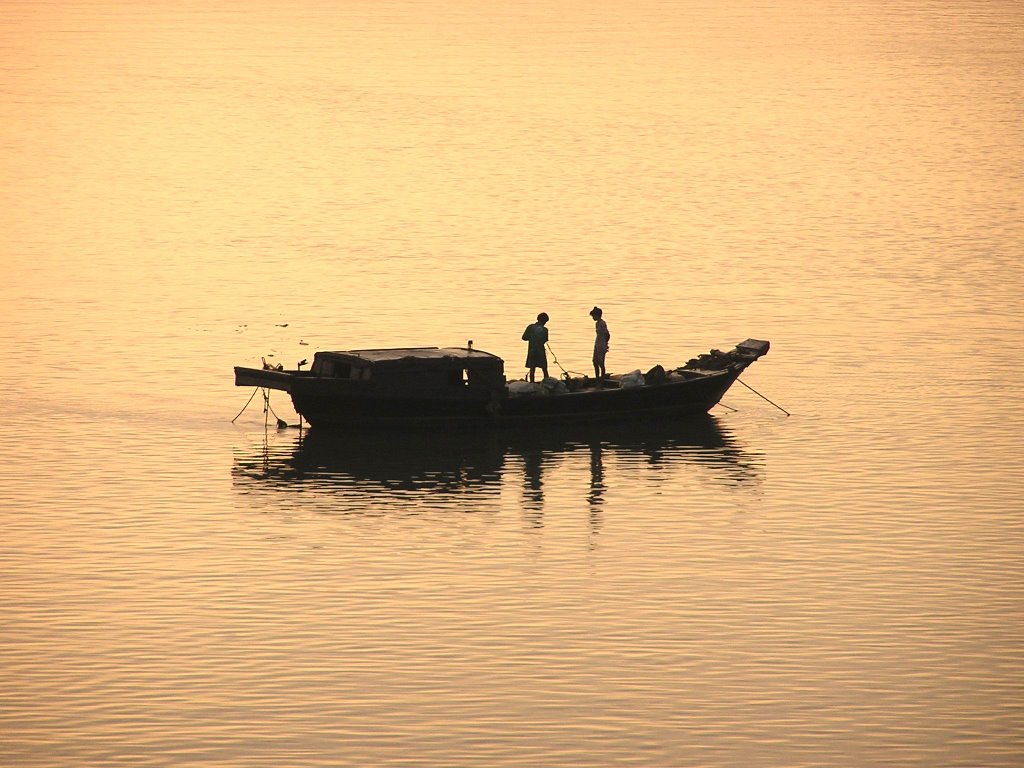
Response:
[[234, 366, 294, 392]]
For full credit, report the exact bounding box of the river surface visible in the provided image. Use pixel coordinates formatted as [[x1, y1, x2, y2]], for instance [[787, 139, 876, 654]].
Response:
[[2, 1, 1022, 766]]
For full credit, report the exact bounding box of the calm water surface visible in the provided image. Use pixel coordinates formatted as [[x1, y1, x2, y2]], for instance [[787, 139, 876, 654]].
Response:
[[2, 1, 1022, 766]]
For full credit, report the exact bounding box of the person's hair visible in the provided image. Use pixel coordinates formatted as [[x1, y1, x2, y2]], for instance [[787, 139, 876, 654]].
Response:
[[590, 307, 602, 318], [537, 312, 549, 323]]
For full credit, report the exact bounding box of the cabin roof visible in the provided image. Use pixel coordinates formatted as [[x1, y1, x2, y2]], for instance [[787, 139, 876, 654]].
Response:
[[319, 347, 501, 364]]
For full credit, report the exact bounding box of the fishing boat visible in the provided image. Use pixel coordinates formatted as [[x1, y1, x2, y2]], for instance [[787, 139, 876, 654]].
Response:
[[233, 338, 770, 428]]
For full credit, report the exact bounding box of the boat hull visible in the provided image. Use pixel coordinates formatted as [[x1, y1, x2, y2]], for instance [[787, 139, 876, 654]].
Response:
[[290, 378, 496, 428], [499, 368, 739, 424], [284, 367, 742, 428]]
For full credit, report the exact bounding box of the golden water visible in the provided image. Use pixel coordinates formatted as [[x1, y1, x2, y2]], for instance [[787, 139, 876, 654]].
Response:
[[2, 1, 1022, 765]]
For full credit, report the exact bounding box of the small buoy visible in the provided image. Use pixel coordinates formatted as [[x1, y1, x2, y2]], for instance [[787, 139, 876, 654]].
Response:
[[276, 418, 288, 429]]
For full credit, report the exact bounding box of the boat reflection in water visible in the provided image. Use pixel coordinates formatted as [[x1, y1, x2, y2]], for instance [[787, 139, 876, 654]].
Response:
[[231, 415, 763, 516]]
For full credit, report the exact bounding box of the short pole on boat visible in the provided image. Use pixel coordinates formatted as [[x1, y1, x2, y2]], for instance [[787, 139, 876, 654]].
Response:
[[262, 388, 288, 429], [736, 377, 790, 416]]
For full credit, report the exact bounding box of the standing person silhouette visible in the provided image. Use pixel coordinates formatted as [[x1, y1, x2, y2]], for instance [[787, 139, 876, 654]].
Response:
[[522, 312, 550, 382], [590, 306, 610, 380]]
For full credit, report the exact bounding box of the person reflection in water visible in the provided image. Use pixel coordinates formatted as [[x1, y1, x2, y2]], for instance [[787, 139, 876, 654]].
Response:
[[589, 306, 610, 380], [522, 312, 550, 382], [521, 448, 545, 527], [588, 441, 606, 509]]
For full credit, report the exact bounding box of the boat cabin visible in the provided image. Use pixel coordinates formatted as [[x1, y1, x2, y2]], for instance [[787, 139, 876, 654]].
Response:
[[310, 347, 506, 396]]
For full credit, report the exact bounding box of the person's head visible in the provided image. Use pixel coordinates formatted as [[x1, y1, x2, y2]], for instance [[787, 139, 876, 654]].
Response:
[[589, 306, 603, 319], [537, 312, 549, 324]]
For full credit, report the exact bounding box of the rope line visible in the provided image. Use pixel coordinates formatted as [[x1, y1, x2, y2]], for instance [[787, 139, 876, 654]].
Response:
[[736, 377, 790, 416], [232, 386, 289, 427], [545, 342, 586, 378], [231, 387, 260, 423]]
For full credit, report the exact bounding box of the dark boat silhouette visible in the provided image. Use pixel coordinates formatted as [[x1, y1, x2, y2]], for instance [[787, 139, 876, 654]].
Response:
[[234, 339, 769, 429]]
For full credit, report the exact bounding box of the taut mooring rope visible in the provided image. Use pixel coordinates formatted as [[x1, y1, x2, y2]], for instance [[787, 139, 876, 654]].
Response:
[[736, 377, 790, 416]]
